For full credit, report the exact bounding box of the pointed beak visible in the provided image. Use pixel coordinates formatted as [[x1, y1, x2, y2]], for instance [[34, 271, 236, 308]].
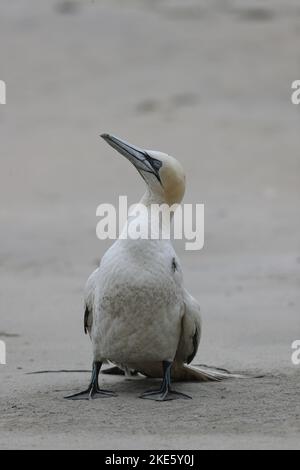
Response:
[[101, 133, 162, 183]]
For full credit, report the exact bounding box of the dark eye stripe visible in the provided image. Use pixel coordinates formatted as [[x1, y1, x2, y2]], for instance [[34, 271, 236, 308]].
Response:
[[145, 153, 163, 185]]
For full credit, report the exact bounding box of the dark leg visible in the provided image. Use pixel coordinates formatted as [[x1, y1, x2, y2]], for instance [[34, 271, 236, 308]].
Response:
[[140, 361, 192, 401], [65, 361, 117, 400]]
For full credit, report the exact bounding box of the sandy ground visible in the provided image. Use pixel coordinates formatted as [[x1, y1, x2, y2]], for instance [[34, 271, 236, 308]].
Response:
[[0, 0, 299, 450]]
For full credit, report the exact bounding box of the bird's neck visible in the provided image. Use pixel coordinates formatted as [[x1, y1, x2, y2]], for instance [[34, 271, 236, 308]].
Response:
[[125, 189, 177, 240], [139, 188, 167, 207]]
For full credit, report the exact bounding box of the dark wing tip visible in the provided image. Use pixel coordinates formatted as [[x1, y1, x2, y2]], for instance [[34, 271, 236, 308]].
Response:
[[187, 327, 200, 364], [84, 306, 90, 335]]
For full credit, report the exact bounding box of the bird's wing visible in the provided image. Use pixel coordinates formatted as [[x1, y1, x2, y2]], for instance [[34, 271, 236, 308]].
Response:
[[175, 289, 202, 364], [83, 268, 99, 335], [162, 290, 242, 382]]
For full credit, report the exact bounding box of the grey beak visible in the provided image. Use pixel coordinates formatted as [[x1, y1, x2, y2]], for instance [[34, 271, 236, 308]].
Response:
[[101, 134, 162, 183]]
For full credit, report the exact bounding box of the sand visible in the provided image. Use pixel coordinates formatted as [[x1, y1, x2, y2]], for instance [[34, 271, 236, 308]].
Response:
[[0, 0, 299, 450]]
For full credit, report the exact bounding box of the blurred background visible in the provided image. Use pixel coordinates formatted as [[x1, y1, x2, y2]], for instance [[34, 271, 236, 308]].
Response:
[[0, 0, 299, 448]]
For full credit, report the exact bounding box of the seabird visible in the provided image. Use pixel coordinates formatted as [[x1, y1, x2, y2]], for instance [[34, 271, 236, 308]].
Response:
[[66, 134, 225, 402]]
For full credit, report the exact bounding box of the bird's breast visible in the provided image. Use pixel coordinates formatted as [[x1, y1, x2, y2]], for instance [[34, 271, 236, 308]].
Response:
[[92, 240, 184, 363]]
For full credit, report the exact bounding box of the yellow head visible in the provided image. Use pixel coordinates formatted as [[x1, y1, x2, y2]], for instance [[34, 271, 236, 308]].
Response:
[[101, 134, 186, 205]]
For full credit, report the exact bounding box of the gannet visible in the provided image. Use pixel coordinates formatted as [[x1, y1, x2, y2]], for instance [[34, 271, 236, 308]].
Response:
[[66, 134, 224, 402]]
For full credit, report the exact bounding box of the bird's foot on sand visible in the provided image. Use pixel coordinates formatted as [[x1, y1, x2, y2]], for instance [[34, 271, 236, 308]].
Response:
[[140, 361, 192, 401], [140, 388, 191, 401], [65, 361, 117, 400], [65, 387, 117, 400]]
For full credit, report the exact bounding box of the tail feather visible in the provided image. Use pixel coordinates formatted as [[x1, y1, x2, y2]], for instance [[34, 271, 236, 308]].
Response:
[[171, 363, 244, 382], [103, 361, 244, 382]]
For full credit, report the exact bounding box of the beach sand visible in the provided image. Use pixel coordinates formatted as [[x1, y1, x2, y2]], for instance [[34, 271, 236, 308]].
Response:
[[0, 0, 299, 449]]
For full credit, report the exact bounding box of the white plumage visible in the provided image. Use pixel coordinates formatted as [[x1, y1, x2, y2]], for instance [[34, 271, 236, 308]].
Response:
[[86, 237, 201, 370], [67, 134, 225, 402]]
